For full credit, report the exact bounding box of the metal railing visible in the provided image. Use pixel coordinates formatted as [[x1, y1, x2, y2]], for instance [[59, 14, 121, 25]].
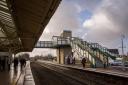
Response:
[[35, 36, 117, 67], [35, 36, 70, 48], [35, 41, 53, 48]]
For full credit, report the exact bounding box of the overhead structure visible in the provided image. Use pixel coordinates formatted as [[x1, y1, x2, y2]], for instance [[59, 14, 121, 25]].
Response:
[[0, 0, 21, 53], [0, 0, 61, 53]]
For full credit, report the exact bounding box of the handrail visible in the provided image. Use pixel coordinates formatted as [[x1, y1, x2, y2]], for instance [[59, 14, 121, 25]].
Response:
[[73, 37, 116, 60], [70, 38, 105, 67], [71, 41, 95, 67], [71, 37, 115, 67], [90, 43, 117, 59]]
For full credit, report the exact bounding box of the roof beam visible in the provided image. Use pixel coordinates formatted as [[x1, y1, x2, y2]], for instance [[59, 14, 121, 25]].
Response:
[[0, 5, 9, 13], [0, 12, 11, 19], [1, 20, 14, 27], [0, 21, 16, 39], [0, 1, 7, 7], [0, 10, 10, 16]]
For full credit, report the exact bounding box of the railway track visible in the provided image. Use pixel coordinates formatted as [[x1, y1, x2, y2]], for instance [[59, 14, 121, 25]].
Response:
[[31, 61, 128, 85], [31, 62, 87, 85]]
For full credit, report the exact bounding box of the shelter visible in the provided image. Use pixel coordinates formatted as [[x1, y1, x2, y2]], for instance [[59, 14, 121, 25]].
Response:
[[0, 0, 61, 53]]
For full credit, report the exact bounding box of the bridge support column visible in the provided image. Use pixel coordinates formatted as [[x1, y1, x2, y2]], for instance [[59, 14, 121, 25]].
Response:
[[56, 47, 72, 64]]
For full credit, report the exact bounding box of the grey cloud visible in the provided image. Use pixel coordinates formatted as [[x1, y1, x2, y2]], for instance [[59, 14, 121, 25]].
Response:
[[73, 0, 102, 11], [33, 0, 101, 56], [33, 0, 128, 55], [39, 0, 102, 41], [39, 0, 82, 41], [102, 0, 128, 34], [83, 0, 128, 54]]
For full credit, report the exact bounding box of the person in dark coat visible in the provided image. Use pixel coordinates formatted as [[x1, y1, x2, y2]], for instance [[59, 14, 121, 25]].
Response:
[[7, 57, 11, 71], [72, 57, 76, 64], [23, 58, 26, 67], [1, 57, 5, 71], [20, 58, 24, 70], [81, 57, 86, 68], [67, 56, 70, 64], [20, 58, 26, 70], [14, 58, 18, 71], [0, 57, 2, 71]]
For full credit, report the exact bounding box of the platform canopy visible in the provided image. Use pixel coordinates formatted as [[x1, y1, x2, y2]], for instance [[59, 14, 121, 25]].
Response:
[[0, 0, 61, 53]]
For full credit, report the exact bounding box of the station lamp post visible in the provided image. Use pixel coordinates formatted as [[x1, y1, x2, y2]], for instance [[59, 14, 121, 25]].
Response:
[[121, 35, 125, 71]]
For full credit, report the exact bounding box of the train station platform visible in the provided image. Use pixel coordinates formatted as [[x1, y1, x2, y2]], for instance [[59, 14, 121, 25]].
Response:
[[0, 70, 10, 85], [0, 61, 34, 85], [16, 61, 35, 85], [0, 63, 21, 85], [4, 60, 126, 85]]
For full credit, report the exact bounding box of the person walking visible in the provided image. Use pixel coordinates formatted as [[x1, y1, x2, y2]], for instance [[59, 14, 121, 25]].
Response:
[[72, 57, 76, 64], [1, 57, 5, 71], [20, 58, 24, 70], [67, 56, 70, 64], [7, 57, 11, 71], [0, 57, 2, 71], [14, 58, 19, 71], [23, 58, 26, 67], [20, 58, 26, 71], [81, 57, 86, 68], [70, 56, 73, 64]]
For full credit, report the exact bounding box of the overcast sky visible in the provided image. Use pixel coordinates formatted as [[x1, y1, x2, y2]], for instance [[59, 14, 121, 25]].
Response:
[[30, 0, 128, 57]]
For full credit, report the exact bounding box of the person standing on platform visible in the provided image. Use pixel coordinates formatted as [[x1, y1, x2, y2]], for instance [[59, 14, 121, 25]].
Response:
[[67, 56, 70, 64], [20, 58, 26, 70], [1, 56, 5, 71], [81, 57, 86, 68], [0, 57, 3, 71], [20, 58, 23, 70], [0, 57, 1, 71], [70, 56, 73, 64], [24, 58, 26, 67], [14, 57, 18, 71], [7, 57, 11, 71], [72, 57, 76, 64]]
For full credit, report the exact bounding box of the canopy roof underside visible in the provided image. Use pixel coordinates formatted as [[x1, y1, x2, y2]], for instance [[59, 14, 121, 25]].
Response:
[[0, 0, 61, 53]]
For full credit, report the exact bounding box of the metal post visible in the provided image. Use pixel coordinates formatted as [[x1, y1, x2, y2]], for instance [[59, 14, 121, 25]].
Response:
[[58, 47, 61, 64], [121, 35, 125, 70]]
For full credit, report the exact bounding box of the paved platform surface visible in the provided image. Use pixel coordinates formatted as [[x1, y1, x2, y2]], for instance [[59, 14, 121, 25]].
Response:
[[16, 61, 35, 85], [24, 61, 35, 85], [67, 64, 128, 74], [0, 61, 34, 85], [0, 64, 22, 85], [0, 71, 10, 85]]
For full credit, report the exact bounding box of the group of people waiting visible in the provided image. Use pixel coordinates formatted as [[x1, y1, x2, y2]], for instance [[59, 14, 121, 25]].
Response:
[[0, 56, 11, 71], [65, 53, 87, 68], [66, 56, 87, 68], [0, 56, 26, 72], [14, 57, 26, 71], [66, 52, 76, 64], [66, 56, 76, 64]]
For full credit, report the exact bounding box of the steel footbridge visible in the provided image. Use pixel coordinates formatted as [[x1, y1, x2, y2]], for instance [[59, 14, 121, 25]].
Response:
[[35, 36, 118, 67]]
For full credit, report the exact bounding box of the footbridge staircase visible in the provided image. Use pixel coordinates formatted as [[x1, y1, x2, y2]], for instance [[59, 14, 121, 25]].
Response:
[[35, 36, 118, 67]]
